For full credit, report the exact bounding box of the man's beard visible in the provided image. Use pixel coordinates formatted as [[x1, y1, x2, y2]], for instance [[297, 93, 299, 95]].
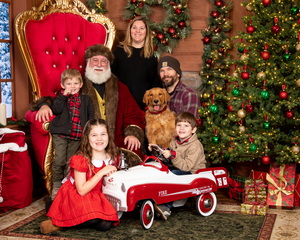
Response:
[[162, 75, 177, 88], [85, 64, 112, 84]]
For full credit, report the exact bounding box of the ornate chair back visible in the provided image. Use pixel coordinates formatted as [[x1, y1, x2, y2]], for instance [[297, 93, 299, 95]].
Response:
[[15, 0, 115, 195]]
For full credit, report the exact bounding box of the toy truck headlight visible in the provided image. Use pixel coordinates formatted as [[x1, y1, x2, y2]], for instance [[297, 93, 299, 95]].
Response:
[[121, 183, 126, 192]]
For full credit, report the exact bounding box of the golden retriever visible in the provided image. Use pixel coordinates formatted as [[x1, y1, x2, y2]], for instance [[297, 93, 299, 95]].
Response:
[[143, 87, 176, 148]]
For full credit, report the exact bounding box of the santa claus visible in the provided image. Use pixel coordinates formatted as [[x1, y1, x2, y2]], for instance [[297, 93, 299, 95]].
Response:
[[33, 44, 145, 165]]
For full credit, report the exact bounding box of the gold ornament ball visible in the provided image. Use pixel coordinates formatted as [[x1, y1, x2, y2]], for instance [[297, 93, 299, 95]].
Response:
[[246, 4, 252, 11], [296, 79, 300, 87], [292, 145, 300, 154], [177, 4, 182, 9], [232, 71, 239, 77], [237, 109, 246, 118], [257, 72, 266, 79], [216, 86, 223, 91], [203, 92, 211, 99], [240, 54, 249, 61], [211, 50, 219, 60], [296, 43, 300, 51], [239, 125, 246, 132]]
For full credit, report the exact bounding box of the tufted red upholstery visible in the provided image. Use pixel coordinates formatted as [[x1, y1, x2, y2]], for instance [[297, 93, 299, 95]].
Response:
[[25, 12, 107, 97], [15, 1, 115, 195]]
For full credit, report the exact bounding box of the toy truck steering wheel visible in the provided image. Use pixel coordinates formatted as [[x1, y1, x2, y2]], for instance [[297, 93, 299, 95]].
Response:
[[142, 156, 169, 172]]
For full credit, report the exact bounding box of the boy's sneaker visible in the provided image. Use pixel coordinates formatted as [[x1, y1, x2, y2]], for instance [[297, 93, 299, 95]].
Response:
[[154, 204, 171, 221]]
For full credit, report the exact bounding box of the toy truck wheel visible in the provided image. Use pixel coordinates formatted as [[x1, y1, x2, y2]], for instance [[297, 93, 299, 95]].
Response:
[[140, 200, 154, 230], [196, 192, 217, 217]]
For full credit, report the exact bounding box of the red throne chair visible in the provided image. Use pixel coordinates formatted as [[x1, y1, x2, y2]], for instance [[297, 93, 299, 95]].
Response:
[[15, 0, 115, 195]]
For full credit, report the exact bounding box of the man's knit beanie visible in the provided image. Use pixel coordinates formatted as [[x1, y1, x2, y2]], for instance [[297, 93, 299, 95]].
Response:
[[157, 55, 182, 78], [84, 44, 114, 63]]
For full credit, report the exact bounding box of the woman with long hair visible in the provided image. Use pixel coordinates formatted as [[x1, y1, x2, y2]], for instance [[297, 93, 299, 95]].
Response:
[[112, 16, 162, 110]]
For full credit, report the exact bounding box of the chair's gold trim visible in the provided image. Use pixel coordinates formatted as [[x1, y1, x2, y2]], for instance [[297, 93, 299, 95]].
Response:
[[44, 132, 54, 195], [15, 0, 115, 196], [15, 0, 115, 101], [42, 121, 53, 194]]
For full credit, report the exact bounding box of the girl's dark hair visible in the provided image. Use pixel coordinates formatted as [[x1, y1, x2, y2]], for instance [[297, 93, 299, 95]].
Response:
[[175, 112, 197, 129], [78, 118, 120, 168]]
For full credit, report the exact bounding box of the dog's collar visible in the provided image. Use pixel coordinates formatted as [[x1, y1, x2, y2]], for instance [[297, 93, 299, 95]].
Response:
[[146, 105, 168, 114]]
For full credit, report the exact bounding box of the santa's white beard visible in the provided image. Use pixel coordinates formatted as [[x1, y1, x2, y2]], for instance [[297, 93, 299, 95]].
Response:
[[85, 64, 112, 84]]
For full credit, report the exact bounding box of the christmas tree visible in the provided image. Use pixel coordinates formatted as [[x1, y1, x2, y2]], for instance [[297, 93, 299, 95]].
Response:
[[198, 0, 300, 166]]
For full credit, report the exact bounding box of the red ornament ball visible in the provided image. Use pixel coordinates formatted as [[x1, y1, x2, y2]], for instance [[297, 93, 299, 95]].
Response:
[[246, 25, 255, 34], [178, 21, 186, 29], [201, 102, 208, 108], [219, 48, 225, 53], [271, 25, 281, 34], [211, 10, 220, 18], [138, 2, 144, 8], [279, 91, 288, 100], [286, 110, 294, 119], [130, 0, 137, 3], [202, 36, 211, 44], [246, 104, 254, 113], [175, 8, 182, 15], [262, 0, 271, 6], [261, 51, 270, 60], [156, 33, 164, 40], [215, 0, 224, 7], [196, 118, 203, 127], [241, 72, 250, 80], [168, 27, 176, 35], [206, 58, 213, 64], [261, 156, 271, 164], [227, 105, 234, 112]]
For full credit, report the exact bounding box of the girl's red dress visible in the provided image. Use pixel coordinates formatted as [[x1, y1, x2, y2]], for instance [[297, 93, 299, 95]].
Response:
[[47, 155, 119, 227]]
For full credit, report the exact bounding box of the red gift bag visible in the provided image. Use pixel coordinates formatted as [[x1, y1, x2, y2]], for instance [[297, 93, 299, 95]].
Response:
[[0, 128, 33, 211], [250, 170, 267, 184]]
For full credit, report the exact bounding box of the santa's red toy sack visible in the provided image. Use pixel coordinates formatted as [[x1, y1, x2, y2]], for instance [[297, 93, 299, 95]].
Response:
[[0, 128, 33, 211]]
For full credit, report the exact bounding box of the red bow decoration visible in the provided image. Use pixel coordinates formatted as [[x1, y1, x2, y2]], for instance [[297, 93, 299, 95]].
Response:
[[228, 177, 244, 199]]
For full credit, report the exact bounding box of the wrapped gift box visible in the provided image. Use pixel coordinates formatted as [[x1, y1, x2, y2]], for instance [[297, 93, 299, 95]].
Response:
[[294, 174, 300, 207], [244, 179, 267, 203], [241, 202, 267, 215], [266, 163, 296, 209], [228, 175, 248, 202]]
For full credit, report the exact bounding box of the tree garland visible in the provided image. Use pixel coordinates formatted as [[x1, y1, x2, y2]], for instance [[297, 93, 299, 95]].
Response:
[[123, 0, 192, 57], [199, 0, 233, 99], [86, 0, 108, 14]]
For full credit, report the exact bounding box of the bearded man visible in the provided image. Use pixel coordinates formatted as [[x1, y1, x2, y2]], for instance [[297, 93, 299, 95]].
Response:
[[34, 44, 145, 165], [157, 56, 200, 118]]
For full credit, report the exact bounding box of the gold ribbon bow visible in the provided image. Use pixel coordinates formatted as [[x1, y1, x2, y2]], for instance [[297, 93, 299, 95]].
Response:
[[266, 164, 293, 206]]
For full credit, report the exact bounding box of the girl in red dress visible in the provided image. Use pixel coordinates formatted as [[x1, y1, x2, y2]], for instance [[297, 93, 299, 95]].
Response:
[[40, 118, 120, 234]]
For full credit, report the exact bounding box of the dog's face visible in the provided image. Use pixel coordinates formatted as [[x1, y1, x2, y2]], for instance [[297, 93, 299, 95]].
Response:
[[143, 87, 170, 112]]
